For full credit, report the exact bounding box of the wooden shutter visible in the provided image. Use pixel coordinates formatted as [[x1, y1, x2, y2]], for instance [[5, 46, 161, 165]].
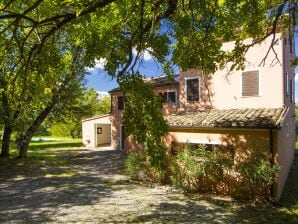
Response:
[[186, 78, 199, 101], [242, 71, 259, 97]]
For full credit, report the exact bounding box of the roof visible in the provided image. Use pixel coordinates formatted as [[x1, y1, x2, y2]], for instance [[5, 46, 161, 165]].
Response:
[[108, 76, 179, 93], [82, 114, 111, 122], [165, 107, 287, 129]]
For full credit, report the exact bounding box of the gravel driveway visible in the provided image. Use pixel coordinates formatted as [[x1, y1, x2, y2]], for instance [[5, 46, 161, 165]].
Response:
[[0, 148, 292, 223]]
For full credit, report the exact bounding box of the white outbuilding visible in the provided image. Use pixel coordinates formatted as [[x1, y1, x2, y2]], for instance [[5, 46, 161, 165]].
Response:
[[82, 114, 112, 148]]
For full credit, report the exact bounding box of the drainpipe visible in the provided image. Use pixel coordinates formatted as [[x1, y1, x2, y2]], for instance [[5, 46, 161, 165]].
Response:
[[269, 128, 274, 199]]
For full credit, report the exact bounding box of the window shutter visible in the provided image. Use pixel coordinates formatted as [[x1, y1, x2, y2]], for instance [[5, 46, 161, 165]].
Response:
[[186, 78, 199, 101], [242, 71, 259, 97]]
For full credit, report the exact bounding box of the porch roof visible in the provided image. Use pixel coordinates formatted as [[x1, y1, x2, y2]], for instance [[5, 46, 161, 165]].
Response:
[[165, 107, 287, 129]]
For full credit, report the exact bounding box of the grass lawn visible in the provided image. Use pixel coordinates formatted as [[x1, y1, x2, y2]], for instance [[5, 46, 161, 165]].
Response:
[[0, 137, 83, 179], [0, 138, 297, 223]]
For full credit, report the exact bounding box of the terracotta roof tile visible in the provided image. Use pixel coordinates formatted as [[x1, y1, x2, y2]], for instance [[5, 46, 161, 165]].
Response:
[[166, 107, 287, 129]]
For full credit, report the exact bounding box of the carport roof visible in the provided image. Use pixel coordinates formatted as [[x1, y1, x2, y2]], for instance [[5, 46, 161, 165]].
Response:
[[165, 107, 287, 129]]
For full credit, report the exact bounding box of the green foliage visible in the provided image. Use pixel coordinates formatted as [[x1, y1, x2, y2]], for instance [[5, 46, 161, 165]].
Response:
[[171, 144, 233, 192], [47, 88, 111, 138], [125, 151, 148, 180], [120, 74, 169, 181], [171, 144, 279, 201], [235, 150, 280, 201]]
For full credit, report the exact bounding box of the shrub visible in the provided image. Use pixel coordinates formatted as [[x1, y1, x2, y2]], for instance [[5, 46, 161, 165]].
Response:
[[125, 148, 168, 183], [171, 143, 279, 201], [171, 144, 233, 193], [125, 151, 148, 180], [234, 154, 279, 201]]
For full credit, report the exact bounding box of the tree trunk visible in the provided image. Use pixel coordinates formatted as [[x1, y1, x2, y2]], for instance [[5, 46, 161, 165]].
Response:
[[0, 126, 12, 157], [17, 104, 54, 158]]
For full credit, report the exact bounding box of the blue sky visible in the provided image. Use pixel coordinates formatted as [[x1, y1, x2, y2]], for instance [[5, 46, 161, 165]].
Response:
[[85, 33, 298, 99]]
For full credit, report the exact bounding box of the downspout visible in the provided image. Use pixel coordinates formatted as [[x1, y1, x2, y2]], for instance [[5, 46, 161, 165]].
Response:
[[269, 128, 274, 199]]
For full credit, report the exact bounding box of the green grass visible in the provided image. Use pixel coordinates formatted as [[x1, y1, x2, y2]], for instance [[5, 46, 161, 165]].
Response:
[[0, 138, 83, 179]]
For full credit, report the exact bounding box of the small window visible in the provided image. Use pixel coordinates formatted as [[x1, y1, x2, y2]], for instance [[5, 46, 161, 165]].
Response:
[[97, 127, 102, 134], [242, 70, 259, 97], [159, 91, 177, 106], [285, 71, 289, 96], [168, 91, 176, 104], [186, 78, 199, 101], [290, 79, 294, 103], [117, 96, 124, 110]]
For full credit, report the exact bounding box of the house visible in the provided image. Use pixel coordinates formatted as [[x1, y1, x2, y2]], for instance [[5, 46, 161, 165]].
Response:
[[82, 32, 296, 199]]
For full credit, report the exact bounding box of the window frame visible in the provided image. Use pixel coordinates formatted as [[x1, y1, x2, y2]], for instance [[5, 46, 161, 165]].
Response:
[[241, 70, 260, 97], [185, 77, 200, 102], [159, 90, 178, 106]]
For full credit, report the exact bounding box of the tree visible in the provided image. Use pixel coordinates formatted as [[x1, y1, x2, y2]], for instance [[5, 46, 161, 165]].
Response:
[[49, 88, 111, 139], [120, 74, 169, 180], [0, 0, 297, 158]]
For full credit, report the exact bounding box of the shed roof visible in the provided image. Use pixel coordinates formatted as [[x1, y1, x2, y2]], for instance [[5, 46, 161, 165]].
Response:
[[81, 114, 111, 122], [165, 107, 287, 129]]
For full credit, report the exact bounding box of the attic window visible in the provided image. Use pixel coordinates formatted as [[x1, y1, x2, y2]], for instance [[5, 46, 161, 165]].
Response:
[[117, 96, 124, 110], [186, 77, 199, 102], [242, 70, 259, 97]]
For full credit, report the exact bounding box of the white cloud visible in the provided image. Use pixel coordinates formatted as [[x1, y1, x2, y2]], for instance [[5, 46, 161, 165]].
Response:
[[96, 91, 109, 99], [295, 73, 298, 81], [86, 58, 107, 71], [132, 47, 153, 61]]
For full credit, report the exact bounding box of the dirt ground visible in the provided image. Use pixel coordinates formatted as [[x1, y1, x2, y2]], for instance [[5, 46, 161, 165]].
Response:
[[0, 148, 296, 223]]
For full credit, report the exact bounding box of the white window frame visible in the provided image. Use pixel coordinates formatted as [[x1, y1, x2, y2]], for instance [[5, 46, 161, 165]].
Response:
[[185, 77, 200, 102], [240, 69, 261, 97]]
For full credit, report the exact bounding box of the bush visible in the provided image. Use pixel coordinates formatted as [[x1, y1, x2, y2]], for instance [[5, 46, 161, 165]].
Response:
[[171, 144, 279, 201], [125, 147, 168, 183], [171, 145, 233, 193], [125, 151, 148, 180], [234, 153, 279, 201]]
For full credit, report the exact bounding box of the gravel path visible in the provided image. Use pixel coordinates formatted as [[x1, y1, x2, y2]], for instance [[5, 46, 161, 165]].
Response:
[[0, 148, 286, 223]]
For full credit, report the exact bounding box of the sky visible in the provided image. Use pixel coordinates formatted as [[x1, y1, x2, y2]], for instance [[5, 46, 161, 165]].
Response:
[[85, 33, 298, 100]]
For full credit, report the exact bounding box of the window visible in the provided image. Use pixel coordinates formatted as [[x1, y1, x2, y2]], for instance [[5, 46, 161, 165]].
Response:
[[285, 71, 289, 96], [168, 91, 176, 104], [159, 91, 177, 106], [242, 70, 259, 97], [186, 78, 199, 101], [97, 127, 102, 134], [117, 96, 124, 110], [290, 79, 294, 103]]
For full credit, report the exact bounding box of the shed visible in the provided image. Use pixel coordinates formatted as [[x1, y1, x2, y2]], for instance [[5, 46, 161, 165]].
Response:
[[82, 114, 112, 148]]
